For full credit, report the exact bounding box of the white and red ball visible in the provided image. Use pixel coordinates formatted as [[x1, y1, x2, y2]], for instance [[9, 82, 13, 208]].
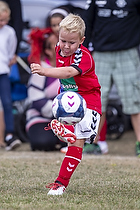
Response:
[[52, 91, 87, 125]]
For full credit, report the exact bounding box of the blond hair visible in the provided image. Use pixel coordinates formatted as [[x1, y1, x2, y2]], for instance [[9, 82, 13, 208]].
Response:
[[0, 1, 11, 16], [59, 13, 85, 39]]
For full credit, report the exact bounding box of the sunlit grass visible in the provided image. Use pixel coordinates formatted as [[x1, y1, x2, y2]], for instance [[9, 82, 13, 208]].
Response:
[[0, 150, 140, 210]]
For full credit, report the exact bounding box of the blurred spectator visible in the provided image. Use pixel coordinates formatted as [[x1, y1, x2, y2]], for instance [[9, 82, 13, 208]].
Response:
[[46, 6, 70, 39], [0, 0, 23, 149], [26, 28, 67, 151], [3, 0, 23, 54], [45, 4, 84, 39], [0, 1, 22, 150], [83, 0, 140, 156]]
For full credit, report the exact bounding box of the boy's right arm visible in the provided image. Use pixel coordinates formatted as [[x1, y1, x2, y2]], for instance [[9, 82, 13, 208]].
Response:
[[30, 63, 79, 79], [31, 63, 46, 76]]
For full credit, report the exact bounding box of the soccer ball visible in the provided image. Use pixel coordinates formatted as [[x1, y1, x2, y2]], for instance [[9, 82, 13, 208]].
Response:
[[52, 91, 87, 125]]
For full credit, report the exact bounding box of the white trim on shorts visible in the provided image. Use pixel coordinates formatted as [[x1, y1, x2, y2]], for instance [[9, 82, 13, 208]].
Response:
[[74, 108, 100, 143]]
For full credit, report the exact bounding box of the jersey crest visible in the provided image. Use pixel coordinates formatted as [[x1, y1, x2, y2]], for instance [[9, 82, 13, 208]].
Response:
[[60, 78, 78, 92]]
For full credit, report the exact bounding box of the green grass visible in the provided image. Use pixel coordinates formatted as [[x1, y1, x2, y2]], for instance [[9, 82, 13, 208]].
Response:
[[0, 150, 140, 210]]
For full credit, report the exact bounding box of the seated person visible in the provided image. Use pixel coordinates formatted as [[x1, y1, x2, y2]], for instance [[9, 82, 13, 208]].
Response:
[[26, 28, 67, 151]]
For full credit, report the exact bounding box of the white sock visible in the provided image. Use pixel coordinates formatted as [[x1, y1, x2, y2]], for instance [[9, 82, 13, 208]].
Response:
[[5, 134, 13, 141]]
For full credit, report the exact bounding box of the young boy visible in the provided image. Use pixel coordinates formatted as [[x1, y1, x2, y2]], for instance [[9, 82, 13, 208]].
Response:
[[31, 13, 101, 195]]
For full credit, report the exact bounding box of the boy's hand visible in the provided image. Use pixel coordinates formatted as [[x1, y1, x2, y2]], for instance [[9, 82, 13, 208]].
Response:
[[30, 63, 45, 76]]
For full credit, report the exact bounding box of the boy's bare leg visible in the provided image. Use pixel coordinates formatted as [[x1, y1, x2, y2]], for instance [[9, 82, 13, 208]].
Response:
[[70, 138, 85, 148]]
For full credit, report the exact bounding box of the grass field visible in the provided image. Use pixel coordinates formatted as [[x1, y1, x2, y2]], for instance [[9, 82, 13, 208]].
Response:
[[0, 142, 140, 210]]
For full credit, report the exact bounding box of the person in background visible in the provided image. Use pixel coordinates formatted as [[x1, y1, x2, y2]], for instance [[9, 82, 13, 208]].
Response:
[[0, 0, 23, 149], [46, 6, 70, 39], [0, 1, 21, 150], [26, 28, 67, 151], [83, 0, 140, 156], [3, 0, 23, 55]]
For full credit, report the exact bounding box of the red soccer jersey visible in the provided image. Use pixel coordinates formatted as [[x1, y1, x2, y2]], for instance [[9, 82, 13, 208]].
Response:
[[56, 44, 102, 115]]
